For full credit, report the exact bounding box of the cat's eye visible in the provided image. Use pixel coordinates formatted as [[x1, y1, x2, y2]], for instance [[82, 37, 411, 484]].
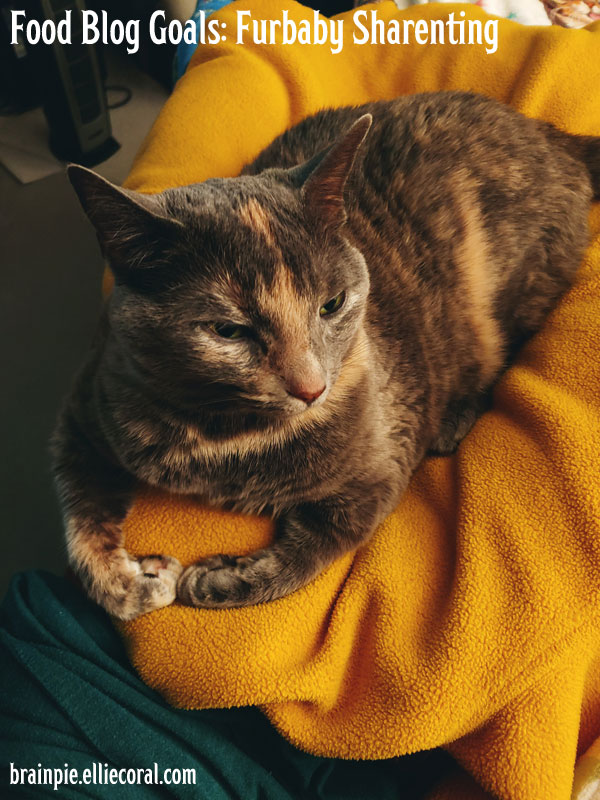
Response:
[[319, 291, 346, 317], [208, 322, 250, 340]]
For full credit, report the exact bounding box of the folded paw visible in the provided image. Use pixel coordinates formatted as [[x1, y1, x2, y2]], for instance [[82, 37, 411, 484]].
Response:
[[177, 551, 281, 608], [88, 554, 183, 620]]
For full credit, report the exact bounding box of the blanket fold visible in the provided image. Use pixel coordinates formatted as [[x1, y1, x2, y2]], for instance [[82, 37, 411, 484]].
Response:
[[2, 570, 452, 799], [114, 3, 600, 798]]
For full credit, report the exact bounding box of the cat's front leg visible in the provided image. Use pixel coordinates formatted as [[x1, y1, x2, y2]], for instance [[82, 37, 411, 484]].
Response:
[[52, 412, 182, 620], [177, 480, 395, 609], [65, 511, 182, 620]]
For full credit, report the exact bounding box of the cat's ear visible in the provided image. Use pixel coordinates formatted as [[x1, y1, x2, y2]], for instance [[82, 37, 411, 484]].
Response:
[[67, 165, 183, 274], [301, 114, 372, 228]]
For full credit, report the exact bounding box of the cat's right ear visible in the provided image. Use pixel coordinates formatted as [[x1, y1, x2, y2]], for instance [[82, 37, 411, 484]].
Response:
[[67, 165, 183, 276], [299, 113, 372, 229]]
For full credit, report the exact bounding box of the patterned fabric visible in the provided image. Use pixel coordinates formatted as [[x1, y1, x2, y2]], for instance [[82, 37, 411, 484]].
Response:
[[542, 0, 600, 27], [392, 0, 600, 28], [390, 0, 551, 25]]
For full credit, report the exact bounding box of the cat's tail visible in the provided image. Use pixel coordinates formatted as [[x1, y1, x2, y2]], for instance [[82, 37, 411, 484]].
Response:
[[541, 122, 600, 199]]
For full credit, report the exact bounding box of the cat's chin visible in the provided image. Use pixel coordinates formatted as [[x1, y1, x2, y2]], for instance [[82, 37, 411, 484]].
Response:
[[254, 400, 323, 421], [280, 393, 330, 419], [262, 405, 307, 420]]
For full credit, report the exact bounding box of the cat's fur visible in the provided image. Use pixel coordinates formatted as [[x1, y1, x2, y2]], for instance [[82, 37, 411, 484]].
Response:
[[53, 91, 600, 620]]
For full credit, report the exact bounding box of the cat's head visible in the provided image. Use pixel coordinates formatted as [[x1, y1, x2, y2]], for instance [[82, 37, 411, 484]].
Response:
[[68, 115, 372, 419]]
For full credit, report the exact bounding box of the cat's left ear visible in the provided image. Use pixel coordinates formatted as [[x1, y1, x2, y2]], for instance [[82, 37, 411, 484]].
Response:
[[67, 164, 183, 274], [300, 113, 372, 228]]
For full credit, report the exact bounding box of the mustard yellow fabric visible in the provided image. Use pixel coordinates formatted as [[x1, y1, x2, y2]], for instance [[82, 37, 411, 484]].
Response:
[[117, 3, 600, 798]]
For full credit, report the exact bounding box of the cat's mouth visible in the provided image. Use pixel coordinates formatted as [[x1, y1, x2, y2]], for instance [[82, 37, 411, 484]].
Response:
[[225, 383, 332, 419], [242, 389, 330, 418], [280, 386, 330, 417]]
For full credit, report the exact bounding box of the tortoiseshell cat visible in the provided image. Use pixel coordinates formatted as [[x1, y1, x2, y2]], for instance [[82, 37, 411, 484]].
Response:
[[53, 91, 600, 620]]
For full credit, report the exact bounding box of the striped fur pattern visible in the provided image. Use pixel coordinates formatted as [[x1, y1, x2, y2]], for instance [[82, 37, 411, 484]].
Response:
[[53, 91, 599, 619]]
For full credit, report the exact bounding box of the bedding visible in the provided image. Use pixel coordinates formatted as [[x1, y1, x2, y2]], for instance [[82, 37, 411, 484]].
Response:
[[48, 1, 600, 798]]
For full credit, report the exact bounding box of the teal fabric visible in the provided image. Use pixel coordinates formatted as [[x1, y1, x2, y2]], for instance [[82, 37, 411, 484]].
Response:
[[174, 0, 232, 83], [0, 571, 450, 798]]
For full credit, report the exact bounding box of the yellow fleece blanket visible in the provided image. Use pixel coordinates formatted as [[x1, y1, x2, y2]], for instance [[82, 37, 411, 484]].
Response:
[[117, 3, 600, 798]]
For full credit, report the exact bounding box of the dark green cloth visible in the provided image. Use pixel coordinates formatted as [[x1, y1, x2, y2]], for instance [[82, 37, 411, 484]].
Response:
[[0, 571, 451, 798]]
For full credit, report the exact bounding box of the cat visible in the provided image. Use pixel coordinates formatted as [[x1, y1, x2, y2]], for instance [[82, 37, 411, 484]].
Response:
[[52, 90, 600, 620]]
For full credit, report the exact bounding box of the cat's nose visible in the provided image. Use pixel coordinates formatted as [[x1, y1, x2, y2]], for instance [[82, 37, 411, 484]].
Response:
[[286, 382, 326, 404]]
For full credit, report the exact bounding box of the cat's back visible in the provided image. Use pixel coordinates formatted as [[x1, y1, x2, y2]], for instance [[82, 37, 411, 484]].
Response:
[[247, 91, 592, 418], [246, 91, 590, 299], [246, 91, 589, 240], [245, 91, 581, 190]]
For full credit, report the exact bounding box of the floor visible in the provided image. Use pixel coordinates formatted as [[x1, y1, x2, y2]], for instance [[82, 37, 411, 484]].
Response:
[[0, 52, 168, 598]]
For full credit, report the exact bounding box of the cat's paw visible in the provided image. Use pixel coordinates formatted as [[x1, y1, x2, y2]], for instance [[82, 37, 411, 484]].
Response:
[[177, 552, 278, 608], [99, 555, 183, 620]]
